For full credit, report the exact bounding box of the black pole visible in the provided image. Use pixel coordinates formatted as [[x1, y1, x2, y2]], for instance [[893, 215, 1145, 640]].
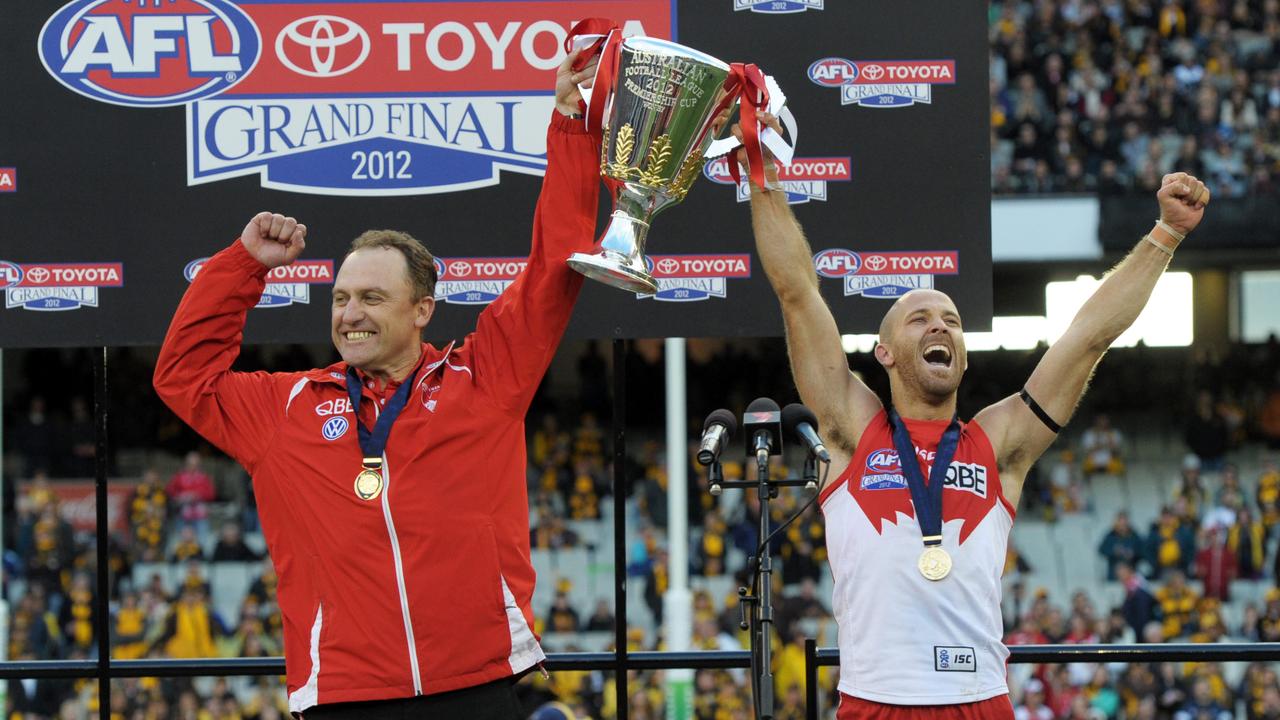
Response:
[[804, 638, 817, 720], [92, 348, 111, 718], [754, 448, 775, 719], [611, 338, 628, 720]]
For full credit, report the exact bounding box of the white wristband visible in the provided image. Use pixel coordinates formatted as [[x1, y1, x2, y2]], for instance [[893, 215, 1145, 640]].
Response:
[[1144, 234, 1175, 257], [1155, 219, 1186, 243]]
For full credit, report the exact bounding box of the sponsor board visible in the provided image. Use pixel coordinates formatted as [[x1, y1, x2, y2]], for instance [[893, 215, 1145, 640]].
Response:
[[20, 480, 136, 534], [638, 254, 752, 302], [807, 58, 956, 108], [812, 249, 958, 299], [184, 257, 334, 307], [0, 168, 15, 192], [1, 262, 123, 311], [704, 156, 850, 204], [733, 0, 824, 13], [434, 256, 526, 305], [36, 0, 671, 195]]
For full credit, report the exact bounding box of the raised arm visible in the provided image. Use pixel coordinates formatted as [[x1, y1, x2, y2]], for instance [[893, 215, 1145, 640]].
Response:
[[467, 52, 601, 416], [153, 213, 308, 470], [976, 173, 1210, 500], [744, 138, 882, 465]]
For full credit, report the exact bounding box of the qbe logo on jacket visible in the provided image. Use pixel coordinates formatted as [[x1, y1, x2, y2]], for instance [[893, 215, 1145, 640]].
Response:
[[733, 0, 823, 13], [813, 250, 958, 299], [434, 257, 526, 305], [38, 0, 672, 196], [0, 262, 123, 311], [704, 156, 850, 204], [638, 254, 751, 302], [184, 258, 334, 307], [807, 59, 956, 108]]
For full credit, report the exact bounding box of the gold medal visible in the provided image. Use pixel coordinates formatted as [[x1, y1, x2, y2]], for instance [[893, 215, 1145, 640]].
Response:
[[354, 468, 384, 501], [918, 546, 952, 581]]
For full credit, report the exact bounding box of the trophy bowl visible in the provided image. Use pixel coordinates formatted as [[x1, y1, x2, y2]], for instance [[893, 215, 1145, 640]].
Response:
[[567, 37, 733, 294]]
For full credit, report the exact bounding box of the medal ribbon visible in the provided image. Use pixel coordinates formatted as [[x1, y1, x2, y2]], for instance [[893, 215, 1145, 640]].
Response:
[[346, 366, 421, 472], [887, 409, 961, 548]]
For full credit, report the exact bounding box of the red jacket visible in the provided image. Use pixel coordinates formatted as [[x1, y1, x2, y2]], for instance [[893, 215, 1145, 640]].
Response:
[[154, 113, 600, 712]]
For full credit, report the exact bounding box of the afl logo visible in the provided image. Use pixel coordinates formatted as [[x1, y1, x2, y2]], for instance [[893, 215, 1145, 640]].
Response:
[[807, 57, 856, 87], [433, 258, 445, 279], [866, 448, 901, 473], [276, 16, 370, 78], [183, 258, 209, 282], [813, 248, 861, 278], [38, 0, 262, 108], [0, 262, 24, 289], [322, 416, 349, 441]]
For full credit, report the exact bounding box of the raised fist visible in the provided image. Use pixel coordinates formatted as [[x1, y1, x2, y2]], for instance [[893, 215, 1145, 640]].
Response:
[[1157, 172, 1209, 237], [240, 212, 307, 269]]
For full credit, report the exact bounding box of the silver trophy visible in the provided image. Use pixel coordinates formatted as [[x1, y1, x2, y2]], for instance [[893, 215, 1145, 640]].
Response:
[[567, 37, 733, 294]]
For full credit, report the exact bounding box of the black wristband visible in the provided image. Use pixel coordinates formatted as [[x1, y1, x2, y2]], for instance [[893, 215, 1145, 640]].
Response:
[[1019, 388, 1063, 434]]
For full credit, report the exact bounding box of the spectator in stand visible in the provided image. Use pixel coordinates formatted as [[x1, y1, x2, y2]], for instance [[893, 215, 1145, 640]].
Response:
[[530, 507, 580, 550], [1099, 510, 1145, 579], [1014, 678, 1054, 720], [169, 525, 204, 564], [1157, 570, 1201, 639], [130, 469, 168, 563], [1172, 456, 1207, 522], [547, 593, 580, 633], [1258, 458, 1280, 528], [1194, 528, 1237, 602], [154, 583, 222, 659], [13, 396, 55, 477], [1230, 506, 1267, 579], [210, 521, 261, 563], [1186, 389, 1230, 471], [1176, 676, 1233, 720], [166, 451, 216, 536], [1148, 505, 1196, 577], [584, 599, 615, 633], [1081, 413, 1125, 477]]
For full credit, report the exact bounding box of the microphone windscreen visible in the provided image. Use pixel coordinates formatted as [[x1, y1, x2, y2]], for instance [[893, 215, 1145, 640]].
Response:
[[703, 408, 738, 437], [745, 397, 781, 414], [782, 403, 819, 432]]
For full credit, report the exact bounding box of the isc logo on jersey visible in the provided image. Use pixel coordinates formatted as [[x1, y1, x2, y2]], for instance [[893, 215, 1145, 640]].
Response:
[[38, 0, 261, 107], [434, 257, 526, 305], [813, 249, 959, 299], [184, 1, 672, 196], [638, 254, 752, 302], [808, 59, 956, 108], [184, 258, 333, 307], [733, 0, 824, 13], [704, 156, 851, 204], [1, 262, 124, 312]]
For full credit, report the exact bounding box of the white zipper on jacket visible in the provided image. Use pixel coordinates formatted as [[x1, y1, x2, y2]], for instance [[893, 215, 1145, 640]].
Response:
[[379, 448, 423, 692]]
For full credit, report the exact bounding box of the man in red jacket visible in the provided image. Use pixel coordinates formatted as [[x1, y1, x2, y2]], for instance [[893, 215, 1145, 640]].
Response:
[[154, 53, 600, 719]]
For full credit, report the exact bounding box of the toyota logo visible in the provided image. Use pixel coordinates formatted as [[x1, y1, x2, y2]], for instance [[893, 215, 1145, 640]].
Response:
[[860, 64, 885, 81], [864, 255, 887, 272], [26, 267, 50, 284], [656, 258, 680, 275], [276, 15, 369, 78], [449, 261, 472, 278]]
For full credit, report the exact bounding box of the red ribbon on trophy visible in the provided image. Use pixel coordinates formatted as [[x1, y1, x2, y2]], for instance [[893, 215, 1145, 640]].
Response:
[[565, 18, 621, 137]]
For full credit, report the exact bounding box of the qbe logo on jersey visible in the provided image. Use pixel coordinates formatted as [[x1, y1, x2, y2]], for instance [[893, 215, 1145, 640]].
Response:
[[435, 257, 527, 305], [37, 0, 671, 195], [704, 156, 850, 204], [813, 250, 958, 299], [807, 59, 955, 108], [184, 258, 334, 307], [639, 254, 751, 302], [0, 262, 123, 311], [733, 0, 823, 13]]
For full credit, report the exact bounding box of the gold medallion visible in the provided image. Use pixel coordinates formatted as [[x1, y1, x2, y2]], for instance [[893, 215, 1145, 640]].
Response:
[[918, 546, 952, 581], [354, 468, 384, 501]]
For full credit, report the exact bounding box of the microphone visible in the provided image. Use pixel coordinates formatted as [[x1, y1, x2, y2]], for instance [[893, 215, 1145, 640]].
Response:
[[782, 403, 831, 463], [697, 409, 738, 466], [742, 397, 782, 465]]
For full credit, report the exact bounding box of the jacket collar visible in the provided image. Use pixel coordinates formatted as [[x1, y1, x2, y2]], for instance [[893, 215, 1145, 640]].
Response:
[[304, 341, 456, 387]]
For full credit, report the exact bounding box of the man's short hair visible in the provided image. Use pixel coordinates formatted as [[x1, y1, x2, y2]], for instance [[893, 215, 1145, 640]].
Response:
[[347, 230, 438, 301]]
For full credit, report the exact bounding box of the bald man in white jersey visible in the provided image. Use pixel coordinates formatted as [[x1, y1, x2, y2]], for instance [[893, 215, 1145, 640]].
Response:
[[734, 117, 1210, 720]]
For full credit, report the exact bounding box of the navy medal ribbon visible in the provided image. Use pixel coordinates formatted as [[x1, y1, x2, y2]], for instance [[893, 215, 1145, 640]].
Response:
[[886, 408, 961, 549], [346, 365, 421, 500]]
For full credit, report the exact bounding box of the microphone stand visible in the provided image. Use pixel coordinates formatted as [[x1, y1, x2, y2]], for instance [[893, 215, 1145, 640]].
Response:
[[710, 453, 811, 720]]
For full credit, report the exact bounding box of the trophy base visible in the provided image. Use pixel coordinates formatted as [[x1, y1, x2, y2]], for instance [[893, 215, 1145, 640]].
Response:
[[567, 252, 658, 295]]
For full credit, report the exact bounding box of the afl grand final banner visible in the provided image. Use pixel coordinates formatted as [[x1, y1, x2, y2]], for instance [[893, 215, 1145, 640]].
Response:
[[0, 0, 990, 347]]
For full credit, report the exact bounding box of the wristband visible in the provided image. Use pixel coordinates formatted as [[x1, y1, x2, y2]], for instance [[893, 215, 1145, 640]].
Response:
[[1144, 234, 1175, 257], [1155, 219, 1186, 243]]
